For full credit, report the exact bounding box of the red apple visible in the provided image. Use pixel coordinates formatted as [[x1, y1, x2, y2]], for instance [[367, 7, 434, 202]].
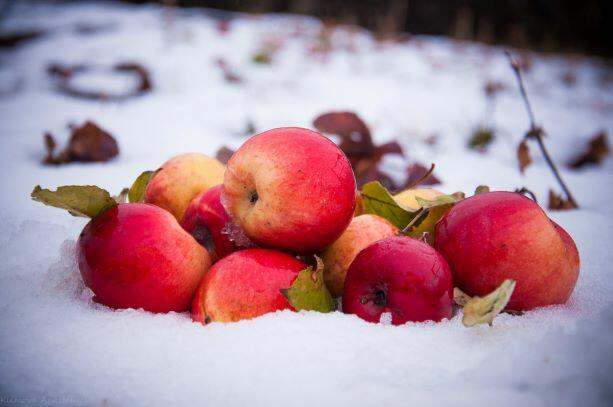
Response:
[[435, 191, 580, 311], [223, 127, 356, 254], [343, 236, 453, 325], [78, 203, 211, 313], [181, 184, 253, 261], [191, 249, 306, 323]]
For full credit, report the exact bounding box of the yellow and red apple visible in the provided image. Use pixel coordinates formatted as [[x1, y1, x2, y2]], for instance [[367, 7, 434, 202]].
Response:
[[144, 153, 225, 221], [321, 214, 397, 297], [191, 249, 306, 323]]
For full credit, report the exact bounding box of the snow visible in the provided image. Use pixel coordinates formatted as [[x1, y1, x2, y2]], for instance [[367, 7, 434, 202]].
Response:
[[1, 1, 613, 406]]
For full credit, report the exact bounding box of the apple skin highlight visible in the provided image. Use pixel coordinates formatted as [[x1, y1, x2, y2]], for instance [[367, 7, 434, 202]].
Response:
[[223, 127, 357, 254], [191, 249, 306, 324], [435, 191, 580, 311], [78, 203, 211, 313], [343, 236, 454, 325]]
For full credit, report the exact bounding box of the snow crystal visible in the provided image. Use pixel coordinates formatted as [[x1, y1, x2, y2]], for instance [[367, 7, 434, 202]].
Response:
[[379, 312, 393, 325], [0, 1, 612, 406]]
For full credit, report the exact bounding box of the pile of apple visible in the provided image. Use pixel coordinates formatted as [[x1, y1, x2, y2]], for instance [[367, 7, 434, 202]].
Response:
[[32, 127, 580, 326]]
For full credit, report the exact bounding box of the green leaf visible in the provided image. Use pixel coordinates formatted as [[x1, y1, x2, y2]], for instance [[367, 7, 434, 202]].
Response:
[[403, 194, 463, 244], [415, 194, 459, 208], [128, 170, 156, 203], [252, 51, 272, 64], [31, 185, 117, 218], [468, 127, 495, 149], [281, 257, 334, 313], [404, 204, 454, 244], [475, 185, 490, 195], [361, 181, 417, 229]]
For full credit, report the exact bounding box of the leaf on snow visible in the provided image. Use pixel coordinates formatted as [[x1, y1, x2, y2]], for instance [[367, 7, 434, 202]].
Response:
[[47, 61, 152, 101], [280, 257, 334, 313], [313, 111, 375, 160], [517, 139, 532, 174], [568, 130, 609, 169], [459, 279, 516, 327], [31, 185, 117, 218], [548, 189, 578, 211], [403, 163, 441, 188], [44, 121, 119, 165], [468, 127, 495, 150], [314, 111, 411, 189]]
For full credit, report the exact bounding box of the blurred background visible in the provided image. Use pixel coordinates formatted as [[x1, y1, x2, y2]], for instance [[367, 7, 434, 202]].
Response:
[[2, 0, 612, 56], [116, 0, 611, 56]]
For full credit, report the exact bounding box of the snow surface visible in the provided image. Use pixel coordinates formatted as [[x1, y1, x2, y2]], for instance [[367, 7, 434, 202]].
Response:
[[1, 2, 613, 406]]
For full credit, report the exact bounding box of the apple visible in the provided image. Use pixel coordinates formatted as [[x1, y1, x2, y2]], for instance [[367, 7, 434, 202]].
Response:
[[181, 184, 253, 261], [321, 214, 397, 298], [223, 127, 356, 254], [144, 153, 225, 221], [191, 249, 306, 323], [394, 188, 443, 210], [342, 236, 453, 325], [78, 203, 211, 313], [435, 191, 580, 311]]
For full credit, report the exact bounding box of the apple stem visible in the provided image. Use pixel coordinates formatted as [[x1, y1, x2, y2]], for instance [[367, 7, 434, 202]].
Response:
[[399, 207, 429, 235], [506, 51, 578, 209], [403, 163, 436, 190], [514, 187, 537, 203]]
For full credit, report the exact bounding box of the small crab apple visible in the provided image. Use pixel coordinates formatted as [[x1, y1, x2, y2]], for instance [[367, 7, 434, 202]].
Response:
[[78, 203, 212, 313], [181, 184, 253, 261], [435, 191, 580, 311], [223, 127, 356, 254], [145, 153, 225, 221], [322, 214, 397, 298], [191, 249, 306, 323], [343, 236, 454, 325]]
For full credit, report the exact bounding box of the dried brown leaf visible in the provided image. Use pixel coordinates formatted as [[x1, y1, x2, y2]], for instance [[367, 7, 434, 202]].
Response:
[[568, 131, 609, 169], [216, 58, 242, 83], [43, 121, 119, 165], [215, 146, 235, 165], [484, 81, 506, 98], [548, 189, 578, 211], [313, 111, 374, 159], [517, 140, 532, 173], [47, 61, 152, 101], [404, 163, 441, 188]]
